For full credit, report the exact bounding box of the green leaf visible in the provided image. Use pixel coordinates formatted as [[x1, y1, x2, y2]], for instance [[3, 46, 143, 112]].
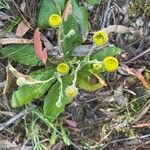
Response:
[[72, 0, 89, 39], [0, 44, 40, 66], [62, 0, 89, 56], [38, 0, 65, 28], [91, 45, 122, 61], [61, 126, 71, 145], [11, 68, 55, 108], [50, 129, 57, 145], [86, 0, 101, 5], [43, 75, 73, 122], [77, 66, 104, 92]]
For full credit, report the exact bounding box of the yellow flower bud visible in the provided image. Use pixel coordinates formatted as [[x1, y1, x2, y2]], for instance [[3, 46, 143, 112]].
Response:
[[93, 62, 102, 71], [65, 86, 78, 98], [93, 31, 108, 46], [57, 63, 69, 75], [103, 56, 119, 72], [49, 14, 62, 28]]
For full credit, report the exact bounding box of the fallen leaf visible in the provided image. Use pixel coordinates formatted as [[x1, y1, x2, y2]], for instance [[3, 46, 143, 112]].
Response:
[[101, 25, 140, 35], [90, 71, 107, 86], [16, 20, 30, 37], [0, 38, 33, 45], [65, 119, 77, 128], [8, 63, 44, 85], [33, 28, 47, 64], [62, 0, 73, 22], [121, 64, 149, 89]]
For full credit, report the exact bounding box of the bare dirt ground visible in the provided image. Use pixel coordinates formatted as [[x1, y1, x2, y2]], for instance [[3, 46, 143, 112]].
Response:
[[0, 0, 150, 150]]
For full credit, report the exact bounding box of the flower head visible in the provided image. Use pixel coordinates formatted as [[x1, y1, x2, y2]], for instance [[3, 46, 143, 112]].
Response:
[[49, 14, 62, 28], [93, 62, 102, 71], [93, 30, 108, 46], [103, 56, 119, 72], [65, 85, 78, 98], [57, 63, 70, 75]]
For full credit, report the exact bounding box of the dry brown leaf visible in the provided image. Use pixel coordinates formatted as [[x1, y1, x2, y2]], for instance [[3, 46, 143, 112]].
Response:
[[0, 38, 33, 45], [62, 0, 73, 22], [16, 20, 30, 37], [90, 71, 107, 86], [101, 25, 139, 35], [121, 64, 149, 89], [3, 65, 14, 95], [8, 63, 43, 85]]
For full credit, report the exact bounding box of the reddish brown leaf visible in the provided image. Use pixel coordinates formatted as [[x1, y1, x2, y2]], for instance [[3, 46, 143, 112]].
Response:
[[65, 119, 77, 128], [121, 64, 149, 88], [33, 28, 47, 64]]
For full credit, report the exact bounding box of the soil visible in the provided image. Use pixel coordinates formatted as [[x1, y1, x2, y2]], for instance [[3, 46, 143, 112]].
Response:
[[0, 0, 150, 150]]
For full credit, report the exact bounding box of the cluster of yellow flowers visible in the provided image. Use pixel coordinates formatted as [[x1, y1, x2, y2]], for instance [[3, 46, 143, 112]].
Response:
[[49, 13, 119, 98]]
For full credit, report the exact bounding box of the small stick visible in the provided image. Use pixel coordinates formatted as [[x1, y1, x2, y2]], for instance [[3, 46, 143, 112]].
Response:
[[0, 107, 33, 131], [101, 0, 112, 28], [127, 48, 150, 63]]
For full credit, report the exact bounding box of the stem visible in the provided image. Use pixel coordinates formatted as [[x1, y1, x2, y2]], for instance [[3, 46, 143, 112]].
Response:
[[72, 63, 81, 87], [56, 74, 63, 108]]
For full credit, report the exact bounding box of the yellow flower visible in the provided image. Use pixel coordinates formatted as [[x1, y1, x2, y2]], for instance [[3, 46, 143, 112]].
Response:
[[65, 86, 78, 98], [57, 63, 69, 75], [93, 30, 108, 46], [93, 62, 102, 71], [49, 14, 62, 28], [103, 56, 119, 72]]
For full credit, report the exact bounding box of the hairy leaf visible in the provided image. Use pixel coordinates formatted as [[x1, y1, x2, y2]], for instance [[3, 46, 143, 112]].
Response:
[[0, 44, 40, 66], [43, 75, 73, 122], [38, 0, 65, 28], [91, 45, 122, 61], [77, 66, 104, 92], [11, 68, 55, 108]]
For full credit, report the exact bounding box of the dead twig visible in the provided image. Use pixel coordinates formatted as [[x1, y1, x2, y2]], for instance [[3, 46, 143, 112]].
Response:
[[101, 0, 112, 28], [127, 48, 150, 63], [0, 107, 34, 131]]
